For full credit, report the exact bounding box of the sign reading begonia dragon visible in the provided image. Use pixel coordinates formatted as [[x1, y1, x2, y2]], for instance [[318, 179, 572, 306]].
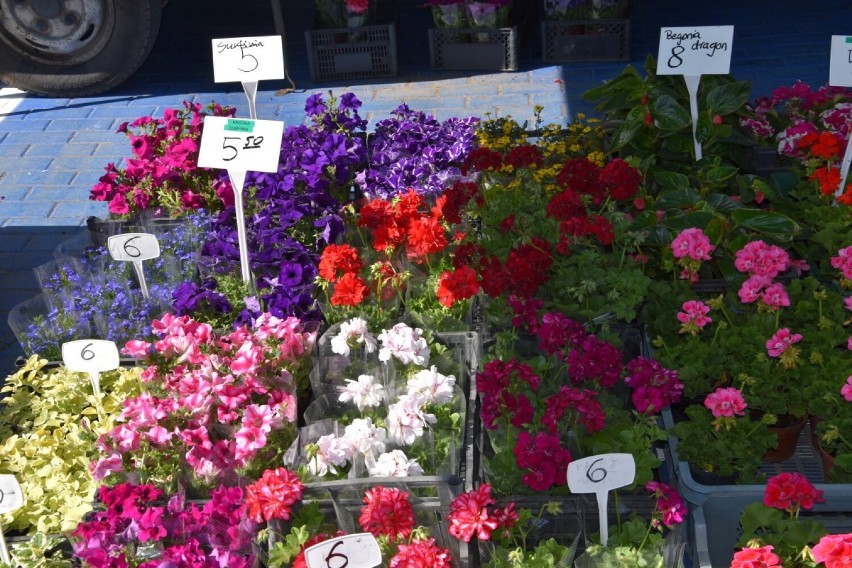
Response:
[[657, 25, 735, 161]]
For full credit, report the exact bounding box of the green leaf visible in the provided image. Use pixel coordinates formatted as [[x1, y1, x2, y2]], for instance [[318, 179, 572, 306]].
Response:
[[655, 188, 702, 210], [695, 113, 712, 143], [730, 209, 801, 238], [651, 95, 692, 130], [706, 81, 751, 115], [653, 171, 691, 191], [661, 211, 716, 231], [610, 107, 647, 150], [706, 193, 743, 213], [697, 166, 739, 186]]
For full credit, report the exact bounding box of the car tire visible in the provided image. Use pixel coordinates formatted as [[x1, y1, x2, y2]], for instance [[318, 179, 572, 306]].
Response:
[[0, 0, 162, 97]]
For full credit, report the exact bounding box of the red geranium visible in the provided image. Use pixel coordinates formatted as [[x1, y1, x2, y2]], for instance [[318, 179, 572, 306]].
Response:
[[763, 472, 824, 514], [244, 467, 303, 522], [330, 272, 369, 307], [730, 545, 782, 568], [600, 158, 643, 201], [318, 243, 363, 282], [358, 486, 417, 541], [436, 265, 479, 307], [447, 484, 500, 542], [504, 144, 544, 170], [389, 538, 452, 568]]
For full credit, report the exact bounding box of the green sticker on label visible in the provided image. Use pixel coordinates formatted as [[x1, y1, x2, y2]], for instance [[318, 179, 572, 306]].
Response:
[[846, 37, 852, 43], [225, 119, 254, 133]]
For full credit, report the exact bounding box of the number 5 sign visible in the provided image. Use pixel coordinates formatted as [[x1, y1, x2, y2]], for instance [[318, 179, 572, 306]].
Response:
[[304, 533, 382, 568], [567, 453, 636, 546]]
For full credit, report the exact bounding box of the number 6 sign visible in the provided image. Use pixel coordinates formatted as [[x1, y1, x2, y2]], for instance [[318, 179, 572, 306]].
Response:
[[567, 453, 636, 546], [62, 339, 120, 397], [0, 475, 23, 566], [304, 533, 382, 568], [107, 233, 160, 299]]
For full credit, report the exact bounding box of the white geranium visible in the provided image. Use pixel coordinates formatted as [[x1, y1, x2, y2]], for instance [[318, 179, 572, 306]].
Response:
[[368, 450, 425, 477], [385, 393, 437, 446], [343, 417, 388, 459], [406, 365, 456, 405], [330, 317, 377, 356], [377, 323, 430, 367], [338, 374, 384, 411], [308, 434, 351, 477]]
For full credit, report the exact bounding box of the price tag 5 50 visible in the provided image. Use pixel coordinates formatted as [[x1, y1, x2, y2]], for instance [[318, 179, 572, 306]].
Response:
[[197, 116, 283, 173]]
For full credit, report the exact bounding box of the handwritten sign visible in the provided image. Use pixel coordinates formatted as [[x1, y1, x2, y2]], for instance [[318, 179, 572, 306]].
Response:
[[0, 475, 22, 566], [211, 35, 284, 83], [304, 533, 382, 568], [568, 453, 636, 545], [657, 26, 734, 75], [61, 339, 120, 397], [197, 116, 283, 172], [829, 35, 852, 87], [830, 36, 852, 197], [0, 476, 23, 515], [107, 233, 160, 299]]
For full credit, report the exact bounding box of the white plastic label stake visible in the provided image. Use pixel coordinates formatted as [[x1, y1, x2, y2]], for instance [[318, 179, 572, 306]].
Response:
[[567, 453, 636, 546], [211, 36, 285, 83], [657, 26, 734, 76], [61, 339, 120, 397], [197, 116, 283, 172], [829, 35, 852, 196], [0, 475, 23, 566], [304, 533, 382, 568], [658, 26, 734, 162], [107, 233, 160, 299], [198, 117, 283, 287]]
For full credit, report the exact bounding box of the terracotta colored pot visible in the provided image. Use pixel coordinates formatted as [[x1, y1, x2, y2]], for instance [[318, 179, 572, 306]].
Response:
[[816, 441, 836, 482], [762, 415, 806, 463]]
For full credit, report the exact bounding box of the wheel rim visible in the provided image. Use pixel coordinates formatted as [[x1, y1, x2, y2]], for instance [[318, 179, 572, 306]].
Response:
[[0, 0, 113, 65]]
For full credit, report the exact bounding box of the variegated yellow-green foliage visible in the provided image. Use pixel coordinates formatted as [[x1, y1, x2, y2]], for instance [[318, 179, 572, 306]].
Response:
[[0, 355, 143, 534]]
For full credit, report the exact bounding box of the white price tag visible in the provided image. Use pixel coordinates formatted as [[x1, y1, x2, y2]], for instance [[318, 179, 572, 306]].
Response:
[[567, 453, 636, 546], [62, 339, 120, 397], [0, 476, 23, 515], [657, 26, 734, 75], [212, 35, 285, 83], [197, 116, 283, 173], [107, 233, 160, 262], [830, 35, 852, 87], [304, 533, 382, 568]]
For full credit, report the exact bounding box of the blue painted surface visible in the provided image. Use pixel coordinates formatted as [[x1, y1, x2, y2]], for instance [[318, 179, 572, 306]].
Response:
[[1, 0, 850, 378]]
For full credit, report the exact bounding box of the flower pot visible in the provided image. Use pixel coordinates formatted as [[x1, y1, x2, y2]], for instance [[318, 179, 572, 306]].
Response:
[[687, 462, 738, 486], [762, 415, 806, 463], [817, 440, 836, 482]]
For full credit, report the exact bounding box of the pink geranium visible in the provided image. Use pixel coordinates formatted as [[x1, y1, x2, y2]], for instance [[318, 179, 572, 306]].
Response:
[[842, 376, 852, 401], [761, 282, 791, 310], [765, 328, 803, 358], [831, 245, 852, 280], [812, 533, 852, 568], [671, 228, 714, 261], [677, 300, 712, 334], [704, 387, 747, 418]]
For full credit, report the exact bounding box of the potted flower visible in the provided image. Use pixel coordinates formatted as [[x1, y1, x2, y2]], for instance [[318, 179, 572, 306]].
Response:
[[313, 0, 370, 28], [575, 481, 687, 568], [426, 0, 467, 29], [92, 312, 317, 494], [670, 387, 778, 483], [732, 472, 829, 568], [427, 0, 518, 71], [88, 101, 236, 221]]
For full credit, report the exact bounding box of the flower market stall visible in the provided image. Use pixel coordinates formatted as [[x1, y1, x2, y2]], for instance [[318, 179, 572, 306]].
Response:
[[5, 27, 852, 568]]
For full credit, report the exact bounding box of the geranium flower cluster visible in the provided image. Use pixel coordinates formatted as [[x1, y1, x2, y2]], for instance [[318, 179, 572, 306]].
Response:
[[734, 240, 792, 309], [624, 357, 684, 414], [94, 312, 316, 484], [357, 103, 478, 199], [319, 188, 476, 327], [359, 486, 453, 568], [677, 300, 712, 335], [670, 227, 715, 283], [645, 481, 687, 529], [244, 467, 304, 522], [72, 482, 254, 568], [447, 484, 513, 543], [304, 320, 458, 479], [90, 101, 236, 217]]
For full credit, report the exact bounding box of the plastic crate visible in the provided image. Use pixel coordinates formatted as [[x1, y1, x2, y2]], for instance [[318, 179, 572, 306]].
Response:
[[428, 27, 518, 71], [305, 23, 398, 82], [662, 408, 852, 568], [541, 19, 630, 63]]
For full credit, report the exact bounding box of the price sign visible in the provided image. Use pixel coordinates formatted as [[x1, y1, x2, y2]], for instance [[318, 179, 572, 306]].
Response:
[[0, 475, 22, 566], [197, 116, 283, 173], [107, 233, 160, 262], [304, 533, 382, 568], [211, 35, 285, 83], [657, 25, 734, 161], [567, 453, 635, 546], [657, 26, 734, 76], [830, 36, 852, 196], [61, 339, 120, 397], [0, 476, 23, 515], [107, 233, 160, 299]]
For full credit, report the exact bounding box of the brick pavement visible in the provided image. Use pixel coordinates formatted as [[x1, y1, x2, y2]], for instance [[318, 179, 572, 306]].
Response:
[[1, 0, 851, 373]]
